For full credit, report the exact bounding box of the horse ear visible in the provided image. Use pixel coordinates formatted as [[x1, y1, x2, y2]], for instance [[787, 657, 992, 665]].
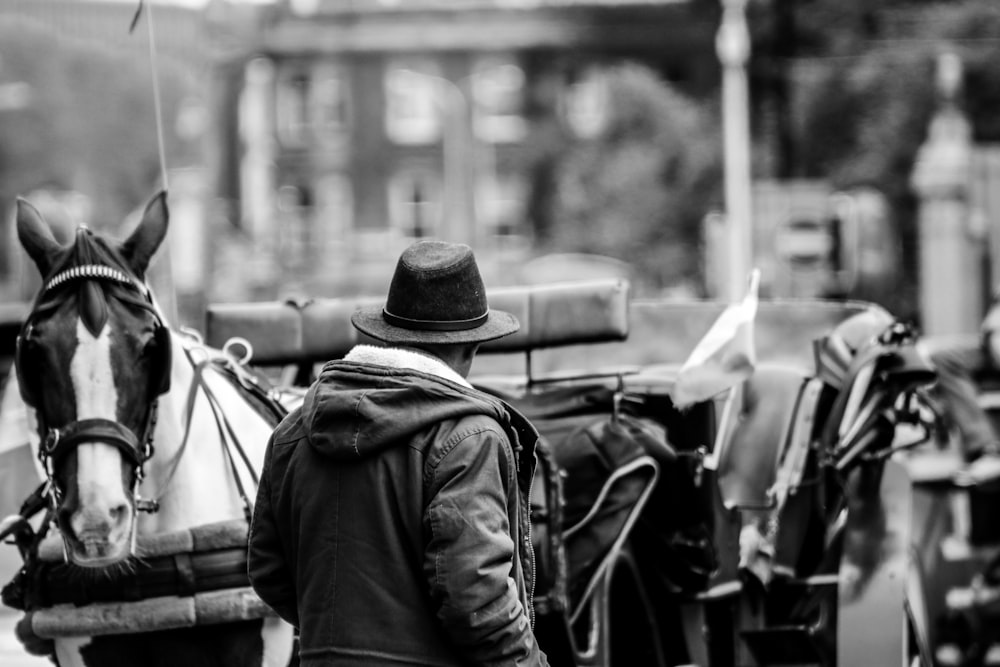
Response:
[[16, 197, 62, 276], [122, 190, 169, 276]]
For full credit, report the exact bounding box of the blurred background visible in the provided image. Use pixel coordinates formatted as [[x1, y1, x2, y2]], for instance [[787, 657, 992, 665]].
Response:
[[2, 2, 1000, 664], [0, 0, 997, 335]]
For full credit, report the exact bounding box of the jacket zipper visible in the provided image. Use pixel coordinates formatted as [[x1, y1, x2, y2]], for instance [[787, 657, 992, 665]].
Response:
[[525, 460, 536, 628], [504, 410, 536, 628]]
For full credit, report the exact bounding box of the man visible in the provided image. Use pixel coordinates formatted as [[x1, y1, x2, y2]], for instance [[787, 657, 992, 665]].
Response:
[[248, 240, 549, 666]]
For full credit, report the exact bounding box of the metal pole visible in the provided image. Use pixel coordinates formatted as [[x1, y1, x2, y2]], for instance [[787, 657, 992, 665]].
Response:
[[716, 0, 754, 301], [440, 82, 468, 244]]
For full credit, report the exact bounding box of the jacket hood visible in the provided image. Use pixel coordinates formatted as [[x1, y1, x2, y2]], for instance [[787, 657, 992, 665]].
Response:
[[301, 345, 513, 460]]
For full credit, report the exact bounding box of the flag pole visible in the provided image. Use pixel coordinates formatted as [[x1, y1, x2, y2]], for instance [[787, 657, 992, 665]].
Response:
[[717, 0, 754, 303], [130, 0, 177, 324]]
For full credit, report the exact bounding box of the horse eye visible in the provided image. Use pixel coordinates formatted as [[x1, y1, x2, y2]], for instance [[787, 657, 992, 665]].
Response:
[[19, 336, 44, 364], [142, 335, 160, 356]]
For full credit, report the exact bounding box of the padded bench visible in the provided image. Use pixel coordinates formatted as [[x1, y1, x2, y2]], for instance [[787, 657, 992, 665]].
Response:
[[204, 279, 631, 384]]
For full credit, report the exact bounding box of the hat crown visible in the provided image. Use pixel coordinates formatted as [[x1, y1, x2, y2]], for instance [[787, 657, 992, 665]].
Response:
[[383, 241, 488, 329]]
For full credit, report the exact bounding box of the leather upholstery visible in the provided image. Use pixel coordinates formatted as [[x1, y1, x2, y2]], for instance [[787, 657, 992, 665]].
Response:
[[204, 279, 630, 366]]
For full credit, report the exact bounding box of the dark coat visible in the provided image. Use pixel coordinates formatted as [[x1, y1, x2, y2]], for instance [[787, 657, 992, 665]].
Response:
[[248, 348, 548, 666]]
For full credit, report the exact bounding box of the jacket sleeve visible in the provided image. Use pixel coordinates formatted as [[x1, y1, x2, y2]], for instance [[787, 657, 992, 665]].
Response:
[[424, 425, 548, 666], [247, 435, 299, 629]]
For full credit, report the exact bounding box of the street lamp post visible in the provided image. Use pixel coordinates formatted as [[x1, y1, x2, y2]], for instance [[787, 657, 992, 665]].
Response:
[[716, 0, 754, 301]]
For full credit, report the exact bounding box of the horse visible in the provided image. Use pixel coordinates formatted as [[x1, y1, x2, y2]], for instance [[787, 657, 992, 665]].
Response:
[[1, 192, 295, 666]]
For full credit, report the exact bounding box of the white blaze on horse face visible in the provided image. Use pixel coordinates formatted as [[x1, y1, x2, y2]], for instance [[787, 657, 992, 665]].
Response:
[[68, 319, 131, 555]]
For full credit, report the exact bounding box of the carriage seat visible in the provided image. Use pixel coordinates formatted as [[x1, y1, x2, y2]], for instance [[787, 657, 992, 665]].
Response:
[[204, 279, 630, 370]]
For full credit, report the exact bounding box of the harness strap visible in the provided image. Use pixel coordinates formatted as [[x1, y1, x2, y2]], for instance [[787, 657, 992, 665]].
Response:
[[204, 385, 261, 487], [818, 342, 888, 450], [148, 353, 216, 508], [42, 418, 143, 470], [149, 345, 269, 520], [197, 380, 255, 520]]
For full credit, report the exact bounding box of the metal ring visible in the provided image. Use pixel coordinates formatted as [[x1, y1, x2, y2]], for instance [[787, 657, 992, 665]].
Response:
[[223, 336, 254, 366], [41, 428, 60, 456]]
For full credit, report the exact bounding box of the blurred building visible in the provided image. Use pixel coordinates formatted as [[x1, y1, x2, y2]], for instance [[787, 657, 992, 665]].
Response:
[[703, 180, 903, 304], [202, 0, 717, 300]]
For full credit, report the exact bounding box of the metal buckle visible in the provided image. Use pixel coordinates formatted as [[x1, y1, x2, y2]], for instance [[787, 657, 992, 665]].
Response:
[[135, 498, 160, 514], [40, 428, 60, 459]]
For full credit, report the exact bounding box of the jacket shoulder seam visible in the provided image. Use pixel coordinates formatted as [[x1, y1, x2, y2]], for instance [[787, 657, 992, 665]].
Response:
[[349, 390, 370, 457], [426, 418, 513, 482]]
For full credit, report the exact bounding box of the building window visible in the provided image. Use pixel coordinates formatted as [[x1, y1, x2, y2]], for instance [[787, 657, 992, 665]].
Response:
[[388, 169, 442, 239], [276, 66, 311, 146], [315, 173, 353, 250], [312, 63, 351, 151], [276, 61, 352, 149], [477, 171, 526, 238], [384, 60, 443, 145], [561, 68, 610, 140], [471, 59, 526, 144], [277, 183, 314, 269]]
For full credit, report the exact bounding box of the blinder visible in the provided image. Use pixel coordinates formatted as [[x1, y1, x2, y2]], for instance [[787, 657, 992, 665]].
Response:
[[14, 326, 38, 411], [151, 322, 172, 398]]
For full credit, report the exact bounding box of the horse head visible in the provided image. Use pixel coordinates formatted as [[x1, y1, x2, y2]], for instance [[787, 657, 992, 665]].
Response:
[[15, 192, 170, 568]]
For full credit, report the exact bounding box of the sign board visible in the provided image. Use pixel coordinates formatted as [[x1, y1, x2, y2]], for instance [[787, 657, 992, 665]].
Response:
[[752, 179, 834, 298], [774, 218, 833, 263]]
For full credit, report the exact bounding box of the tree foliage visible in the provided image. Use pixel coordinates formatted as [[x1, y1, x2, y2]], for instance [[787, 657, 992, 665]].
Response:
[[0, 18, 197, 232], [526, 63, 722, 295], [743, 0, 1000, 316]]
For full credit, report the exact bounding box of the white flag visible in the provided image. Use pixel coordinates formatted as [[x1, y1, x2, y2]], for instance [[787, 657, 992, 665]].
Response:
[[673, 269, 760, 409]]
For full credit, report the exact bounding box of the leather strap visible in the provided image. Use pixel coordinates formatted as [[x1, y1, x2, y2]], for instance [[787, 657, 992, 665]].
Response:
[[42, 418, 143, 470]]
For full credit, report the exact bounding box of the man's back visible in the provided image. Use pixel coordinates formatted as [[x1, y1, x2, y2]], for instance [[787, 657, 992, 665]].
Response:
[[250, 351, 545, 666]]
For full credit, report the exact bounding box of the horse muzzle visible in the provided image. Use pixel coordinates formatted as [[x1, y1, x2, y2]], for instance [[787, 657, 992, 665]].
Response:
[[65, 531, 131, 568], [61, 501, 135, 567]]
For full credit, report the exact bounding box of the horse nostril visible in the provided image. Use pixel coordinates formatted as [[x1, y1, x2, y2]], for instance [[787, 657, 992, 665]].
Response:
[[109, 503, 130, 523]]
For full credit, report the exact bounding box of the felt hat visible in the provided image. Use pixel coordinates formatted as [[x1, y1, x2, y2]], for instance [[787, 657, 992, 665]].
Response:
[[351, 240, 520, 345]]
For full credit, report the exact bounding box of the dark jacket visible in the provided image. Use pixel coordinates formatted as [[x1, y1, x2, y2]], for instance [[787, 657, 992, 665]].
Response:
[[248, 347, 548, 666]]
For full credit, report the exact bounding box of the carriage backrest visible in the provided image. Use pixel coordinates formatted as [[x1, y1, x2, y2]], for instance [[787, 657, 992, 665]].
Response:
[[204, 286, 889, 387], [203, 279, 631, 382]]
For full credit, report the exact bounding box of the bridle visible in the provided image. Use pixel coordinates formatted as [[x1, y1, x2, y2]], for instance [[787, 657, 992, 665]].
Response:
[[15, 260, 172, 523]]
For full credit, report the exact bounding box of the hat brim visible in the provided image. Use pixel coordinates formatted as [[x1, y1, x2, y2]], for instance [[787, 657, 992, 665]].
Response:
[[351, 306, 520, 345]]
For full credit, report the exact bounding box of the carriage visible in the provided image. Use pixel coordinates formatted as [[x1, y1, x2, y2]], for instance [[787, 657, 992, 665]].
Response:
[[201, 277, 948, 667], [0, 192, 980, 666]]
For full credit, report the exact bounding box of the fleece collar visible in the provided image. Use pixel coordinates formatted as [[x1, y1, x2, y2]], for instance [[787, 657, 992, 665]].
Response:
[[344, 345, 473, 389]]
